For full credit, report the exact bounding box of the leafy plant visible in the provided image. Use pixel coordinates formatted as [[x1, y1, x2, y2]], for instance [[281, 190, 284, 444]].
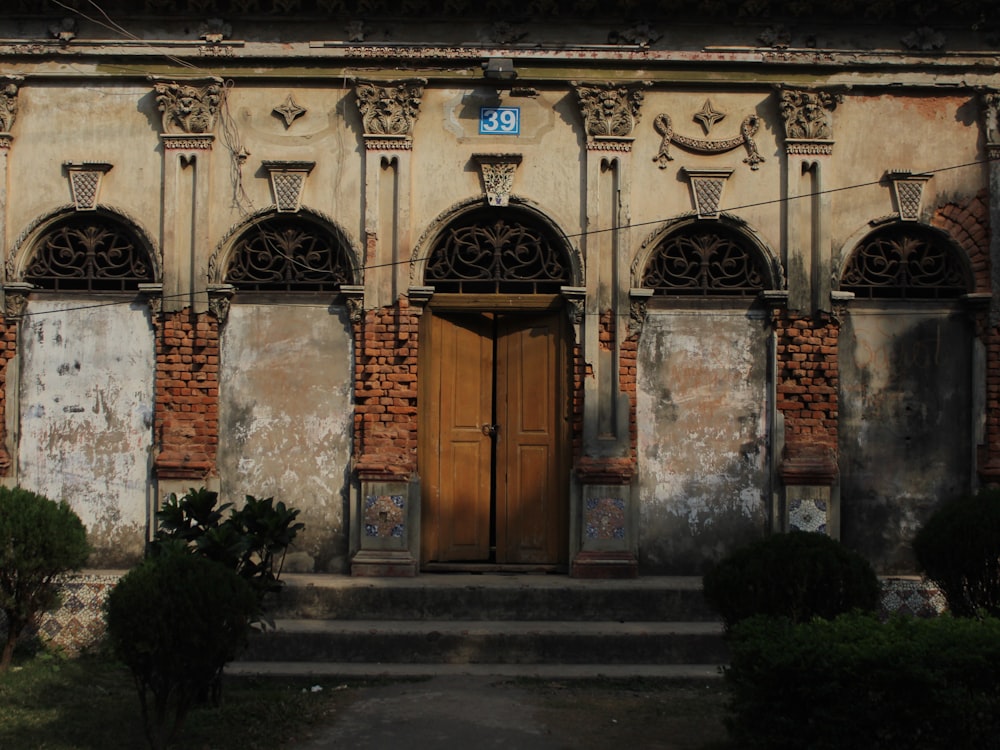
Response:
[[702, 530, 880, 630], [913, 488, 1000, 617], [105, 551, 257, 750], [152, 487, 303, 610], [0, 487, 89, 672]]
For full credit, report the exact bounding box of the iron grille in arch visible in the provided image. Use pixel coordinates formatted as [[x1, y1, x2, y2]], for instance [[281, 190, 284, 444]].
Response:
[[25, 216, 154, 291], [841, 226, 968, 299], [641, 224, 767, 296], [226, 217, 353, 292], [425, 210, 571, 293]]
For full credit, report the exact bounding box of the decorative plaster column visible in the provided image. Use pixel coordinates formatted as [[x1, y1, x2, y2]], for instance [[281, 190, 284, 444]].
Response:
[[350, 80, 425, 576], [779, 88, 841, 315], [150, 78, 223, 497], [151, 77, 222, 314], [977, 91, 1000, 482], [0, 80, 20, 480], [776, 88, 843, 534], [570, 82, 649, 577]]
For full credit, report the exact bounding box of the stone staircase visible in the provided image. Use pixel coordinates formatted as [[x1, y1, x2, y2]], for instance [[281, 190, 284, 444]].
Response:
[[232, 573, 728, 678]]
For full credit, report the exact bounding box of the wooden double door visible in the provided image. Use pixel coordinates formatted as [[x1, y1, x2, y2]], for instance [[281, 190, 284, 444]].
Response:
[[420, 307, 569, 567]]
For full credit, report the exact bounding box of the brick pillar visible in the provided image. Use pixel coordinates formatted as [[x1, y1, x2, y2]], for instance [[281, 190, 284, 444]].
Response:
[[351, 298, 421, 576], [774, 311, 840, 534], [930, 191, 996, 482], [152, 308, 219, 480]]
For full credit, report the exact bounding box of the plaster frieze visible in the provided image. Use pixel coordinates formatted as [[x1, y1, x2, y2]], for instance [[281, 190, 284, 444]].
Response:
[[680, 167, 734, 219], [778, 88, 842, 148], [473, 153, 522, 207], [354, 79, 426, 138], [273, 93, 306, 128], [573, 82, 649, 139], [886, 170, 932, 221], [262, 160, 315, 212], [652, 111, 764, 170], [206, 283, 234, 323], [627, 288, 653, 337], [2, 283, 32, 319], [981, 90, 1000, 154], [152, 78, 224, 135], [0, 81, 19, 134], [64, 162, 112, 211]]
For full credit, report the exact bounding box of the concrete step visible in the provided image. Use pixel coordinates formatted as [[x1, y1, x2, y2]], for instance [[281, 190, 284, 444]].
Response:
[[268, 574, 718, 622], [242, 619, 728, 665], [227, 662, 726, 680]]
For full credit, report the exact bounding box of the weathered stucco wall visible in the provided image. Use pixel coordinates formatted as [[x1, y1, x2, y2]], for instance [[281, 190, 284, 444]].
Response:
[[217, 303, 354, 573], [637, 308, 771, 574], [839, 305, 974, 573], [17, 299, 154, 567]]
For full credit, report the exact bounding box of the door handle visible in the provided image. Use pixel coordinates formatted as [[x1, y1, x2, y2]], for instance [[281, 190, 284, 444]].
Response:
[[481, 424, 500, 437]]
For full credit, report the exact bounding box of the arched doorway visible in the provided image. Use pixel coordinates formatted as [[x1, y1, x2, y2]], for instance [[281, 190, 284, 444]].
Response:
[[417, 207, 576, 568]]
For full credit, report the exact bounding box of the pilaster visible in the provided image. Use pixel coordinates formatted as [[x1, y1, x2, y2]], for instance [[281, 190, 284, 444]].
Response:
[[152, 78, 222, 313], [355, 79, 424, 309], [571, 82, 648, 577], [778, 88, 841, 315]]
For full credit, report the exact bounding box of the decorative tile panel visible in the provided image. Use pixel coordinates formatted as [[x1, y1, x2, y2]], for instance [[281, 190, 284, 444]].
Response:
[[585, 496, 626, 540], [364, 494, 405, 538], [788, 496, 827, 533], [879, 578, 947, 619]]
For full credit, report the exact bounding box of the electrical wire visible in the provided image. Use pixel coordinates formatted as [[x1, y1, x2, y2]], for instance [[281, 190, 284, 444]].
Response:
[[8, 2, 998, 321]]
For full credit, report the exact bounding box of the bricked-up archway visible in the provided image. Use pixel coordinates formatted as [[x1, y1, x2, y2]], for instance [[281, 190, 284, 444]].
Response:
[[838, 221, 975, 572], [210, 211, 360, 573], [634, 218, 780, 572], [6, 208, 160, 566]]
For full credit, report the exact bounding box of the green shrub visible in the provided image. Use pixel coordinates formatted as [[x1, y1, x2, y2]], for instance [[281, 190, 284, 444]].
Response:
[[105, 551, 257, 750], [913, 488, 1000, 617], [725, 612, 1000, 750], [702, 530, 880, 629], [0, 487, 89, 671], [152, 487, 303, 613]]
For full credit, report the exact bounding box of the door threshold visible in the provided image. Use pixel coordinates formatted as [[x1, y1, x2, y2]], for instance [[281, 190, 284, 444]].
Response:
[[421, 562, 566, 575]]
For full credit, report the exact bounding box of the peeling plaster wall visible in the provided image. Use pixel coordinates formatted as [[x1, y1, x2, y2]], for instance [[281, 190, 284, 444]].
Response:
[[839, 306, 973, 574], [17, 299, 154, 567], [637, 308, 771, 574], [217, 304, 354, 573]]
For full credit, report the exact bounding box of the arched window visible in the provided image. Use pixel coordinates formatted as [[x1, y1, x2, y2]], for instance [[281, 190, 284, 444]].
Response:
[[424, 208, 572, 294], [641, 222, 769, 296], [225, 215, 354, 292], [841, 225, 969, 299], [25, 215, 155, 292]]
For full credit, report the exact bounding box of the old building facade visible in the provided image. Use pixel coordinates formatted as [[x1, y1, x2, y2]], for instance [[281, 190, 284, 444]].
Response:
[[0, 2, 998, 580]]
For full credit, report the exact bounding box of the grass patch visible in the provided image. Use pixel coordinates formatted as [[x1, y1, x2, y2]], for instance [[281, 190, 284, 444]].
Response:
[[0, 648, 365, 750]]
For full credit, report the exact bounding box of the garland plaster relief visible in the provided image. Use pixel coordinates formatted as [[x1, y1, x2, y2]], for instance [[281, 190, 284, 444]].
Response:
[[652, 108, 764, 171], [0, 81, 17, 134]]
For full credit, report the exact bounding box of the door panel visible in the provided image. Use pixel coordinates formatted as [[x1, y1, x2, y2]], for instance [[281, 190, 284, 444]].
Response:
[[421, 310, 566, 566], [422, 313, 493, 562], [496, 315, 564, 564]]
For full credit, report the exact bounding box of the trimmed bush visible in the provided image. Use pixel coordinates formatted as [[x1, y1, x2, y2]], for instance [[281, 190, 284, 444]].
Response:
[[0, 487, 89, 671], [105, 551, 257, 750], [725, 612, 1000, 750], [913, 488, 1000, 617], [702, 530, 880, 629]]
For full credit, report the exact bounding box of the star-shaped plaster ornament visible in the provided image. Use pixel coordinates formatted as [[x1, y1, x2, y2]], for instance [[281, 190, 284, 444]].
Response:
[[273, 94, 306, 128], [693, 99, 725, 134]]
